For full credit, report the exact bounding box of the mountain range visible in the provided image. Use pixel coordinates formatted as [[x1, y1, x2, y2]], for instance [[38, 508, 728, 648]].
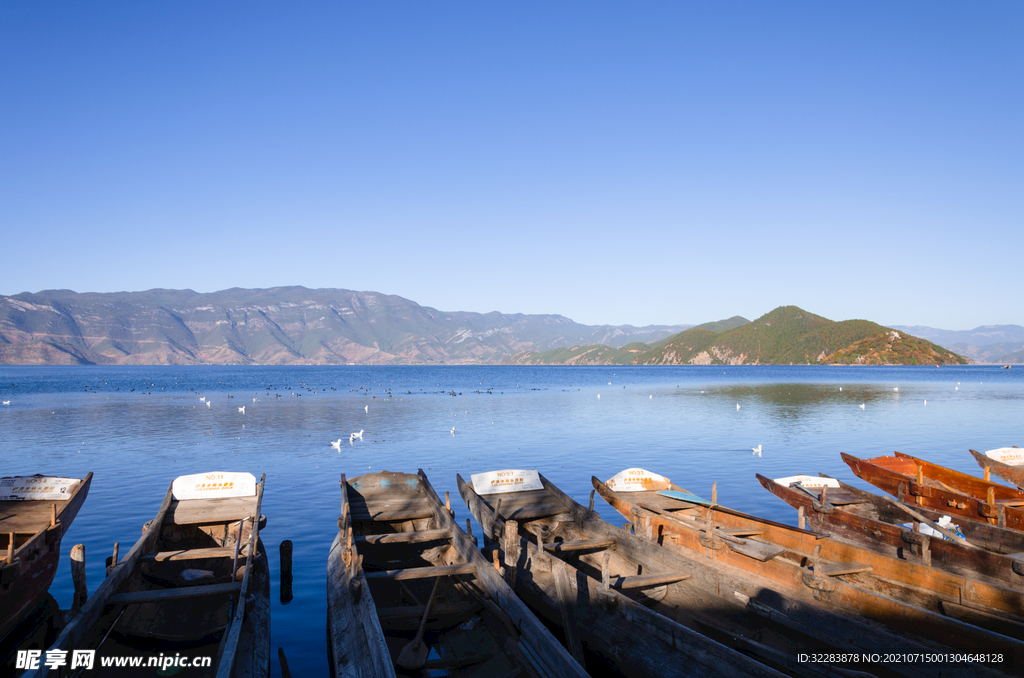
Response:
[[0, 287, 689, 365]]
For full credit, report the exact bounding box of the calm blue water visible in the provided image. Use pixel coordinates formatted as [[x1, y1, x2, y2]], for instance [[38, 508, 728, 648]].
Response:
[[2, 365, 1022, 675]]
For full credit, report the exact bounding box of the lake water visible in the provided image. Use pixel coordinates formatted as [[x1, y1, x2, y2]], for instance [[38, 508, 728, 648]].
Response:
[[2, 364, 1022, 676]]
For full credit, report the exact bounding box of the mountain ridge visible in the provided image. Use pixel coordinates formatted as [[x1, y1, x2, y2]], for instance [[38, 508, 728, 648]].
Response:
[[0, 287, 689, 365]]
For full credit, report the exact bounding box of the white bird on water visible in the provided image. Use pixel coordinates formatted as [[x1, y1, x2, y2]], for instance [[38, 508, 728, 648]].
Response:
[[331, 439, 342, 449], [893, 387, 898, 392], [206, 401, 211, 408], [736, 404, 741, 410], [450, 427, 455, 435], [597, 394, 600, 399], [924, 400, 927, 406], [350, 430, 364, 442], [364, 405, 368, 413], [752, 445, 762, 457], [860, 403, 865, 410], [2, 401, 9, 406], [200, 397, 205, 402], [238, 406, 245, 414]]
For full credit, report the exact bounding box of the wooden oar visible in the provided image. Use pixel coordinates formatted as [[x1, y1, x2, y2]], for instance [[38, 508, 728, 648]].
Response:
[[396, 576, 442, 669], [881, 495, 975, 547]]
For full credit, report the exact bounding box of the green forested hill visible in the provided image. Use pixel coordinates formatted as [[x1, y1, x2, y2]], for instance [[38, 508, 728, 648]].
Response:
[[634, 306, 965, 365], [507, 307, 968, 366]]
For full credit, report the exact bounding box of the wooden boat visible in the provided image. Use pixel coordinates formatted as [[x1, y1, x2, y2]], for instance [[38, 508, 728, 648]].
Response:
[[1, 473, 92, 642], [971, 447, 1024, 490], [592, 468, 1024, 678], [457, 469, 794, 678], [757, 472, 1024, 589], [842, 451, 1024, 530], [24, 472, 269, 678], [327, 469, 589, 678]]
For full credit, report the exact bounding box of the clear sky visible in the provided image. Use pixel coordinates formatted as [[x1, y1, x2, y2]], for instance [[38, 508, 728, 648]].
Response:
[[2, 3, 1021, 329]]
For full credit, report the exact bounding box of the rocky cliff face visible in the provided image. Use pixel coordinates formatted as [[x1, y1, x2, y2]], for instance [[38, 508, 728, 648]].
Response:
[[0, 287, 688, 365]]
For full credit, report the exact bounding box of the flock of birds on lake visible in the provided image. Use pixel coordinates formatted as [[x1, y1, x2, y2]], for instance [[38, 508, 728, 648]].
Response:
[[1, 376, 993, 463]]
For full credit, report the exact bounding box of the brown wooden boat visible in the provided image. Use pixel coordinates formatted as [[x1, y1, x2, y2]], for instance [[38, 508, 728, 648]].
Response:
[[1, 473, 92, 642], [25, 472, 269, 678], [757, 473, 1024, 589], [971, 447, 1024, 490], [593, 468, 1024, 677], [457, 469, 793, 678], [327, 469, 589, 678], [842, 451, 1024, 530]]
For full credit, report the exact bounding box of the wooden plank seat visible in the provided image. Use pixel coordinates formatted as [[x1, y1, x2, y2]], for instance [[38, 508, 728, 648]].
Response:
[[718, 528, 763, 537], [818, 562, 874, 577], [375, 601, 479, 619], [355, 529, 452, 545], [107, 581, 242, 605], [611, 572, 690, 589], [347, 497, 435, 522], [363, 563, 477, 581], [165, 497, 256, 526], [139, 546, 251, 562], [542, 538, 614, 554], [481, 490, 568, 521]]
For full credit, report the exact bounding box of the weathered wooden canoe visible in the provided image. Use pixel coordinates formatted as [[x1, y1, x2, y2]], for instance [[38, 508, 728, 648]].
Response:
[[971, 447, 1024, 490], [593, 469, 1024, 677], [24, 472, 270, 678], [328, 469, 589, 678], [1, 473, 92, 642], [757, 473, 1024, 589], [459, 469, 845, 678], [842, 451, 1024, 530]]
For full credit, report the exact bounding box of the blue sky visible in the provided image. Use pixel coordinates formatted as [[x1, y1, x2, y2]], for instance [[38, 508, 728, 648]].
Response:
[[2, 3, 1021, 329]]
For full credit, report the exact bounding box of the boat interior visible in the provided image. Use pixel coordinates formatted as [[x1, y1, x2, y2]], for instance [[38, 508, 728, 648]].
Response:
[[75, 482, 268, 677], [345, 471, 535, 677]]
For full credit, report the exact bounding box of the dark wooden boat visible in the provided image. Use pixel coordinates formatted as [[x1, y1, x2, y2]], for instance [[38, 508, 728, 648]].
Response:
[[971, 447, 1024, 490], [459, 469, 868, 678], [757, 473, 1024, 589], [592, 469, 1024, 678], [25, 472, 269, 678], [1, 473, 92, 642], [327, 469, 589, 678], [842, 451, 1024, 530]]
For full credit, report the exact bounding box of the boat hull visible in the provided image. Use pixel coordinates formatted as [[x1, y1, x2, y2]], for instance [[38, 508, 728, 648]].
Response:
[[0, 472, 92, 642], [757, 473, 1024, 589], [842, 452, 1024, 530], [594, 474, 1024, 677]]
